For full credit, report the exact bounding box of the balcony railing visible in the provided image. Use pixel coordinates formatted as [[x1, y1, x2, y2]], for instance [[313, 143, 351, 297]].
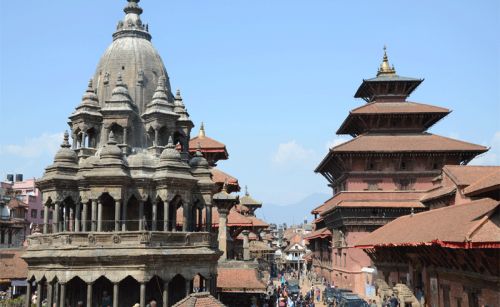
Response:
[[27, 230, 217, 249]]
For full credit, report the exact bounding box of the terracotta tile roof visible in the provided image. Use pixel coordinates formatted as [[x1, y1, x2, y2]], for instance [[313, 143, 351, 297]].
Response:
[[172, 292, 225, 307], [464, 171, 500, 197], [319, 191, 424, 216], [304, 227, 332, 240], [234, 204, 249, 214], [0, 249, 27, 280], [311, 197, 334, 215], [443, 165, 500, 186], [217, 268, 266, 292], [330, 133, 488, 153], [249, 240, 275, 252], [247, 216, 269, 228], [420, 185, 457, 203], [349, 101, 450, 114], [289, 234, 303, 245], [189, 136, 227, 152], [355, 198, 500, 249], [7, 198, 29, 209], [236, 231, 259, 241], [337, 200, 424, 208], [211, 168, 240, 191]]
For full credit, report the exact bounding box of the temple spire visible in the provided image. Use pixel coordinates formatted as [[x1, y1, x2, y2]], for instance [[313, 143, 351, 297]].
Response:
[[377, 45, 396, 76], [199, 122, 206, 138], [61, 131, 71, 148]]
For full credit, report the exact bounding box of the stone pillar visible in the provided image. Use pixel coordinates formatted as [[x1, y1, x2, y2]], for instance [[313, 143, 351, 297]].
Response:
[[140, 282, 146, 307], [47, 282, 53, 307], [198, 208, 203, 231], [163, 201, 169, 232], [91, 199, 97, 231], [69, 206, 74, 232], [114, 200, 121, 231], [75, 202, 81, 232], [43, 204, 49, 234], [82, 201, 88, 232], [53, 202, 60, 233], [206, 204, 213, 232], [139, 200, 144, 231], [152, 200, 157, 231], [62, 204, 67, 232], [185, 279, 191, 296], [113, 283, 119, 307], [242, 230, 250, 260], [82, 131, 87, 148], [86, 283, 93, 307], [218, 209, 229, 260], [122, 199, 128, 231], [59, 283, 66, 307], [36, 281, 42, 307], [123, 127, 128, 145], [25, 279, 32, 307], [154, 129, 159, 146], [162, 281, 169, 307], [182, 202, 189, 232], [97, 199, 103, 232]]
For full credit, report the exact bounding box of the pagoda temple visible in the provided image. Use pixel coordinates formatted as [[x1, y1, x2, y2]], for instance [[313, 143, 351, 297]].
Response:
[[308, 47, 488, 296]]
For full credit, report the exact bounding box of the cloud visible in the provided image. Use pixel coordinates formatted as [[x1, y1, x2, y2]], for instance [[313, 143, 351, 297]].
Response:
[[325, 136, 351, 150], [272, 140, 315, 165], [470, 131, 500, 165], [0, 132, 64, 158]]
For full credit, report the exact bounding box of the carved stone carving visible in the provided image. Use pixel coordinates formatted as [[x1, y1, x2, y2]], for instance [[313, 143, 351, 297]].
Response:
[[88, 234, 96, 245], [112, 234, 121, 244]]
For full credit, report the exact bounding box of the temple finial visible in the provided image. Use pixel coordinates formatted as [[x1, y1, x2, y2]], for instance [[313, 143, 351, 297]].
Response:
[[245, 185, 249, 196], [199, 122, 206, 138], [167, 136, 174, 147], [108, 130, 117, 144], [377, 45, 396, 76], [61, 131, 71, 148]]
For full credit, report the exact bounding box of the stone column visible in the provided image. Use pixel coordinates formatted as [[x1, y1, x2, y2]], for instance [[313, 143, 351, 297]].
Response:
[[86, 283, 93, 307], [47, 282, 53, 307], [197, 208, 203, 231], [82, 201, 88, 232], [152, 199, 157, 231], [162, 281, 169, 307], [154, 129, 159, 146], [206, 204, 213, 232], [139, 200, 144, 231], [123, 127, 128, 145], [185, 279, 191, 296], [114, 200, 121, 231], [163, 201, 169, 232], [218, 209, 229, 260], [91, 199, 97, 231], [113, 283, 119, 307], [53, 202, 60, 233], [59, 283, 66, 307], [242, 230, 250, 260], [36, 281, 42, 307], [69, 206, 74, 232], [182, 202, 189, 232], [122, 199, 128, 231], [43, 204, 49, 234], [140, 282, 146, 307], [62, 204, 67, 232], [25, 279, 32, 307], [75, 202, 81, 232], [97, 199, 103, 232], [82, 131, 87, 148]]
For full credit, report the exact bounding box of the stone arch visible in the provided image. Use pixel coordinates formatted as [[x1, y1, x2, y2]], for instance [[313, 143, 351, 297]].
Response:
[[193, 272, 208, 292], [157, 125, 169, 146], [109, 122, 124, 144], [67, 276, 87, 306], [155, 195, 165, 231], [99, 193, 116, 232], [86, 126, 99, 148], [119, 275, 140, 307], [146, 126, 155, 147], [126, 195, 140, 231], [93, 275, 114, 307], [169, 274, 187, 305], [168, 195, 183, 231], [146, 275, 164, 305]]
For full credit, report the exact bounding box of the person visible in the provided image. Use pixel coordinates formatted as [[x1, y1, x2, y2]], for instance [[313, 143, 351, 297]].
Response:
[[32, 291, 38, 305], [149, 300, 157, 307], [315, 287, 320, 303], [102, 290, 112, 307], [370, 299, 377, 307], [77, 302, 84, 307], [133, 304, 140, 307], [389, 294, 399, 307]]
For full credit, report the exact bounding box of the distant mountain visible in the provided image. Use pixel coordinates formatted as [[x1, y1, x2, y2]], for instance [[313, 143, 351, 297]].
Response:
[[256, 193, 330, 225]]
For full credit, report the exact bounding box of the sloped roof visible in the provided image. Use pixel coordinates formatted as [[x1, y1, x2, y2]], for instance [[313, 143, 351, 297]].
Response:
[[211, 168, 240, 192], [464, 171, 500, 196], [337, 200, 424, 208], [172, 292, 225, 307], [443, 165, 499, 186], [0, 249, 27, 280], [355, 198, 500, 249], [246, 216, 269, 228], [7, 198, 29, 209], [189, 136, 227, 152], [249, 240, 275, 252], [350, 101, 450, 114], [420, 185, 457, 203], [330, 133, 487, 153], [304, 227, 332, 240], [217, 268, 266, 292]]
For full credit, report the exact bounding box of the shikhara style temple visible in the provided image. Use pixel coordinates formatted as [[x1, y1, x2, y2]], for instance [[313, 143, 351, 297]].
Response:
[[308, 47, 489, 298], [22, 1, 239, 306]]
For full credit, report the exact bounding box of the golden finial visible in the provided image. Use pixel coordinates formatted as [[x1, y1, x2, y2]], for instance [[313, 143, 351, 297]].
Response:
[[377, 45, 396, 76], [199, 122, 206, 138]]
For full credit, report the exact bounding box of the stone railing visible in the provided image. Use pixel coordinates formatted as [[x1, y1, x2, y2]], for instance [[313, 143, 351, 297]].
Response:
[[27, 231, 217, 249]]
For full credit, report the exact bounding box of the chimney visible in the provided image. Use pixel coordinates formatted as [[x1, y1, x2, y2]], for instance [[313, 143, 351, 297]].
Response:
[[15, 174, 23, 182]]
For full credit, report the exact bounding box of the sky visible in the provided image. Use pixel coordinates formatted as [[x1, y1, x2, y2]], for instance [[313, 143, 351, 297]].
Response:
[[0, 0, 499, 206]]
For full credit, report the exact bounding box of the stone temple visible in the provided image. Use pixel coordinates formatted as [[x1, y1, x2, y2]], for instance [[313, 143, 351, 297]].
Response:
[[22, 1, 222, 306]]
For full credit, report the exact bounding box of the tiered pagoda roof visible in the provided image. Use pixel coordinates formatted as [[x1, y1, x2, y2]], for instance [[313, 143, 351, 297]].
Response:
[[188, 123, 229, 165]]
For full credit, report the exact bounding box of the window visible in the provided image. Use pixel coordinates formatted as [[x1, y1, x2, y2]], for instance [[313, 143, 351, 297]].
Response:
[[41, 210, 44, 219], [400, 161, 407, 170], [31, 209, 37, 219]]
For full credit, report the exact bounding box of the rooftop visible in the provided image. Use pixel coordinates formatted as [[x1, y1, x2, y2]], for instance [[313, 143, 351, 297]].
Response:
[[217, 267, 266, 292], [172, 292, 225, 307]]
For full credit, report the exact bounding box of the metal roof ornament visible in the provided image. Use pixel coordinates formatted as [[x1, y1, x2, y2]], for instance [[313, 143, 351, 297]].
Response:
[[199, 122, 206, 138], [377, 45, 396, 76]]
